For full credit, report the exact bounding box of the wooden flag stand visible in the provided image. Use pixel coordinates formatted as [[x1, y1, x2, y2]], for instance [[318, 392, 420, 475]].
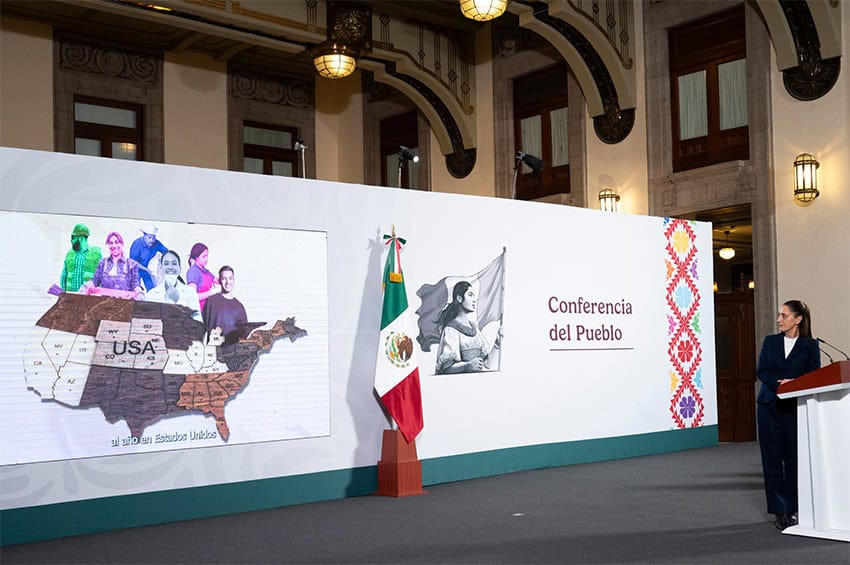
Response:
[[375, 429, 427, 497]]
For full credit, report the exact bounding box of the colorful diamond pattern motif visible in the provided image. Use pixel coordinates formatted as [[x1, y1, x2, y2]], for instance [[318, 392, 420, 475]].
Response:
[[693, 367, 704, 389], [669, 378, 705, 429], [664, 219, 704, 428], [667, 314, 677, 337], [673, 281, 694, 314], [667, 324, 703, 381], [669, 371, 679, 392]]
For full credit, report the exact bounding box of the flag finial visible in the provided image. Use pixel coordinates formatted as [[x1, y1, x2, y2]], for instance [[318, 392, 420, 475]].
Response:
[[382, 225, 406, 286]]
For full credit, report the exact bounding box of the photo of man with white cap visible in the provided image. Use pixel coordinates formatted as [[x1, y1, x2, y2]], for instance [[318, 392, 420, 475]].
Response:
[[129, 223, 169, 291]]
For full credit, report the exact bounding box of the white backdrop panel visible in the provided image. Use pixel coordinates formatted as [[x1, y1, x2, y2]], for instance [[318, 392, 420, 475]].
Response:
[[0, 211, 330, 466], [0, 148, 715, 510]]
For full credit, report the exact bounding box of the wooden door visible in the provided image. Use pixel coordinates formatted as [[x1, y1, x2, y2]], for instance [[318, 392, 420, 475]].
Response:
[[714, 291, 756, 441]]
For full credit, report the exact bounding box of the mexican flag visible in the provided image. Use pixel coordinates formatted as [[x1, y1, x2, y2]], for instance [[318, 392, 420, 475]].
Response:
[[374, 230, 424, 443]]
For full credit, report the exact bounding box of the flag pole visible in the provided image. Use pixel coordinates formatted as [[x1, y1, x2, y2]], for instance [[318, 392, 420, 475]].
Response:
[[497, 247, 506, 370], [385, 225, 398, 432], [500, 247, 507, 320], [374, 224, 426, 497]]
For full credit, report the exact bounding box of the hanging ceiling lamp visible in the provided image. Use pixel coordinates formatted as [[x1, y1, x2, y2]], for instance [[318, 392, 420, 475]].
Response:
[[314, 44, 358, 79], [313, 3, 371, 80], [718, 230, 735, 261], [460, 0, 508, 22]]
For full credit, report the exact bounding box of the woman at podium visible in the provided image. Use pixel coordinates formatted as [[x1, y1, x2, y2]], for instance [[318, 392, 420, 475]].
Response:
[[755, 300, 820, 531]]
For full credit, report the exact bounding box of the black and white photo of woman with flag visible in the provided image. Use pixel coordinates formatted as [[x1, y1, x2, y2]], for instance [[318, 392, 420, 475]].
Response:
[[415, 250, 505, 374]]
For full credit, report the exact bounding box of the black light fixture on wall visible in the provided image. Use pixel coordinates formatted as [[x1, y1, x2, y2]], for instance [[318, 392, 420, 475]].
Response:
[[511, 151, 544, 199], [397, 146, 419, 187]]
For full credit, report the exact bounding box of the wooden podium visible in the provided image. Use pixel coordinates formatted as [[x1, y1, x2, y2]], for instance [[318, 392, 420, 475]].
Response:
[[375, 430, 427, 497], [778, 360, 850, 542]]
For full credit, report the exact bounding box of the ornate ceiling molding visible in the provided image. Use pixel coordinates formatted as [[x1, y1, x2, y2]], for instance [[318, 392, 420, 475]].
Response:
[[231, 70, 313, 108], [778, 0, 840, 100], [565, 0, 633, 70], [360, 56, 477, 178], [511, 1, 635, 144], [754, 0, 841, 101], [143, 1, 478, 176], [59, 38, 159, 83]]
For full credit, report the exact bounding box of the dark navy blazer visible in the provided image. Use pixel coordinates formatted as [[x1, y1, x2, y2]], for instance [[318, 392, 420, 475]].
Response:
[[756, 332, 820, 404]]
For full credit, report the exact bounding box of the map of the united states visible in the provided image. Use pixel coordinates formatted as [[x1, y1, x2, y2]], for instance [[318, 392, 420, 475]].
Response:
[[24, 293, 305, 441]]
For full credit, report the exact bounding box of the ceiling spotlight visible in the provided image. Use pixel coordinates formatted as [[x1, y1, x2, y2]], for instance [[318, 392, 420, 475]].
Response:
[[396, 146, 419, 188], [515, 151, 544, 175], [511, 151, 544, 199]]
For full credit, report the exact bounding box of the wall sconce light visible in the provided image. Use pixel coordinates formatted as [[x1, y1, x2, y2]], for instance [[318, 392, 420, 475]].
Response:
[[313, 3, 371, 80], [793, 153, 819, 203], [748, 280, 755, 290], [460, 0, 508, 21], [598, 188, 621, 212], [713, 282, 719, 293], [718, 230, 735, 261]]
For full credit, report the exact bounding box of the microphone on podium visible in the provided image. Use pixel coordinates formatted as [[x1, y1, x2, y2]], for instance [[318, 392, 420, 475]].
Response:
[[816, 337, 850, 361], [817, 342, 834, 364]]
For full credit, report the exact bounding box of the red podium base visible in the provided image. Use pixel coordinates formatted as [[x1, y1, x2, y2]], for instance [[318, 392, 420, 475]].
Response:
[[374, 429, 427, 497]]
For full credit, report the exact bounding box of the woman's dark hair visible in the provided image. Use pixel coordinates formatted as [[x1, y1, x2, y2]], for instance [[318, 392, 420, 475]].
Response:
[[189, 242, 208, 264], [438, 281, 472, 330], [784, 300, 813, 338], [162, 250, 181, 266]]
